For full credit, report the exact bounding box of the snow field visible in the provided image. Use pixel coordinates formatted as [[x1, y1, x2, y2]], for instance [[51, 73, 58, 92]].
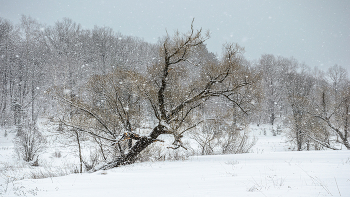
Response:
[[5, 150, 349, 197], [1, 123, 349, 197]]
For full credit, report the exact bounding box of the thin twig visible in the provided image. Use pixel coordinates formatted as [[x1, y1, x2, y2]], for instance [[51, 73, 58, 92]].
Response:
[[334, 177, 341, 196]]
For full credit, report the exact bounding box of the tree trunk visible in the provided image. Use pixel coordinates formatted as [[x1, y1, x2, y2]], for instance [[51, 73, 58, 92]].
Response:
[[297, 129, 302, 151], [93, 125, 166, 171], [75, 130, 83, 173], [344, 104, 349, 144]]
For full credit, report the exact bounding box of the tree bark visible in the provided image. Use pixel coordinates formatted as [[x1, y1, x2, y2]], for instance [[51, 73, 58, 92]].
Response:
[[93, 125, 166, 171], [75, 130, 83, 173]]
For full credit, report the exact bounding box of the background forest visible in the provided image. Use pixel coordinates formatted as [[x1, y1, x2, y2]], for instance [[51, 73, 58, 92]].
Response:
[[0, 16, 349, 172]]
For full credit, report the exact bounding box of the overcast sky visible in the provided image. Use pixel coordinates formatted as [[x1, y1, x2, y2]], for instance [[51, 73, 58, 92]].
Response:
[[1, 0, 349, 74]]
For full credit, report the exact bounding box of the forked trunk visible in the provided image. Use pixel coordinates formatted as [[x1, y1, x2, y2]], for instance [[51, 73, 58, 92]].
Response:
[[92, 125, 166, 171]]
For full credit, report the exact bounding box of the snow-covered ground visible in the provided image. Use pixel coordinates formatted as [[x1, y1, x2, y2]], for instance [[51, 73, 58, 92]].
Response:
[[1, 124, 349, 197]]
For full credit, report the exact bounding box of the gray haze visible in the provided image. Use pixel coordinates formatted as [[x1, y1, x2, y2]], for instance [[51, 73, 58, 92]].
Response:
[[1, 0, 349, 73]]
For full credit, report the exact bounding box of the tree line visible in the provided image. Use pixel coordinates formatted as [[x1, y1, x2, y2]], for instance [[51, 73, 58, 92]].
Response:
[[0, 16, 349, 170]]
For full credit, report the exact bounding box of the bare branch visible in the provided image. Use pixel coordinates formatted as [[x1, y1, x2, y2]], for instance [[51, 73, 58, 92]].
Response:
[[175, 103, 203, 131], [56, 95, 115, 137], [220, 94, 248, 115], [60, 120, 116, 143], [179, 120, 204, 136], [302, 131, 340, 150]]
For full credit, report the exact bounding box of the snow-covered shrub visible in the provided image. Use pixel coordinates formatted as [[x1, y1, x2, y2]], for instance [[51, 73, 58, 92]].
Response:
[[135, 140, 193, 162], [14, 124, 46, 164], [191, 121, 256, 155], [82, 150, 100, 171], [220, 129, 257, 154], [53, 150, 62, 158], [191, 122, 222, 155]]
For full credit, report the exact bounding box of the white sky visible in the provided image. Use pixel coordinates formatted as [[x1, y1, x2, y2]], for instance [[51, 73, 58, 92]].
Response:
[[1, 0, 349, 74]]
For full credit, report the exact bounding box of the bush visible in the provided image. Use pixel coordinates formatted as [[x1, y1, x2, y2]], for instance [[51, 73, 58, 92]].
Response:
[[136, 141, 193, 162], [191, 121, 256, 155], [220, 129, 257, 154], [53, 150, 62, 158], [14, 124, 46, 163], [82, 151, 100, 171]]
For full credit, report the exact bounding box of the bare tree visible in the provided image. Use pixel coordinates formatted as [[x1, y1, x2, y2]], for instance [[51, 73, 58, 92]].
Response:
[[44, 18, 84, 90], [311, 66, 350, 149], [0, 18, 16, 126], [14, 123, 46, 164], [285, 70, 315, 151], [328, 64, 348, 100], [258, 55, 280, 127], [54, 21, 259, 171]]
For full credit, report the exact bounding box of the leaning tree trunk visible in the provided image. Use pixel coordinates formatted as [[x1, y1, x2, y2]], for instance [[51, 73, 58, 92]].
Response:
[[92, 125, 166, 171]]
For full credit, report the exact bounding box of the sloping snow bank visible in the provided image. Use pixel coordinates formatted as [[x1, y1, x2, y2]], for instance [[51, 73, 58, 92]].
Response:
[[5, 150, 350, 197]]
